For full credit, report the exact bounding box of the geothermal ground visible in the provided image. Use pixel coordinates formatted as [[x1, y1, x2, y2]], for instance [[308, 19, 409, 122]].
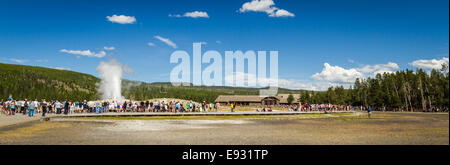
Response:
[[0, 112, 448, 145]]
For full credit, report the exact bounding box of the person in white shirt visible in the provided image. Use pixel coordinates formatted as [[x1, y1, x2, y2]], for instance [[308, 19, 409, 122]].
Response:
[[109, 101, 115, 112], [35, 100, 40, 114], [70, 102, 75, 114], [55, 101, 62, 114]]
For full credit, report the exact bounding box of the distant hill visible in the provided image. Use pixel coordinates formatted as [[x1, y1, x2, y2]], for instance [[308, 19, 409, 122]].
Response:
[[1, 63, 304, 102], [0, 63, 99, 101]]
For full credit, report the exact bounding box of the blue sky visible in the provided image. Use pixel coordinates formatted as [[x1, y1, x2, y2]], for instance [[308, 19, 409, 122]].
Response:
[[0, 0, 448, 90]]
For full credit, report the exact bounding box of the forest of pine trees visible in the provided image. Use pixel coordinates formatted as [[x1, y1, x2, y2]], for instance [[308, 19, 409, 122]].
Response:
[[299, 64, 449, 112], [0, 63, 99, 101]]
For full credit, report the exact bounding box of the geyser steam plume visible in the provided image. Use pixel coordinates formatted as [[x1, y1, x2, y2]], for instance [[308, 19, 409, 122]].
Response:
[[96, 59, 131, 100]]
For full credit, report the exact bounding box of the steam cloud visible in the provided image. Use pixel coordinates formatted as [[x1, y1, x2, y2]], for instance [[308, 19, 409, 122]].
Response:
[[96, 59, 132, 100]]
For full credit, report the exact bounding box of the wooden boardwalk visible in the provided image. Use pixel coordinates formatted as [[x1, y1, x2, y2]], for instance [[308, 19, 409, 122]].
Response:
[[51, 111, 352, 118]]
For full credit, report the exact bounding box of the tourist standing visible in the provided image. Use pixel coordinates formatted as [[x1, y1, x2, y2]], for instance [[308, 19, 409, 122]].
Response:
[[34, 99, 40, 114], [55, 101, 62, 114], [23, 99, 29, 115], [103, 101, 108, 113], [41, 99, 48, 117], [95, 101, 100, 114], [70, 102, 75, 114], [10, 100, 16, 115], [28, 99, 37, 117], [230, 103, 234, 112], [64, 101, 70, 115], [18, 99, 24, 115], [368, 107, 372, 119]]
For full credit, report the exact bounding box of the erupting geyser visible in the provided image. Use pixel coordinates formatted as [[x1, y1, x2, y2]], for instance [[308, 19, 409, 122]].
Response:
[[96, 59, 131, 100]]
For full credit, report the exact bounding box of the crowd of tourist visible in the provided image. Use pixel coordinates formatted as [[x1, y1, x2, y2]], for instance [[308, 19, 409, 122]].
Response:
[[0, 95, 224, 117], [296, 104, 355, 111], [254, 104, 356, 112]]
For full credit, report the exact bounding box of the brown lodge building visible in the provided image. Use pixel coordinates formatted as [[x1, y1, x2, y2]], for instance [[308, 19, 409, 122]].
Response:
[[215, 94, 301, 106]]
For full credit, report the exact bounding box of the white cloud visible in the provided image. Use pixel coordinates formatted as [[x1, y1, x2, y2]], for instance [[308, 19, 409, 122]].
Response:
[[312, 63, 364, 83], [60, 49, 106, 58], [53, 67, 71, 71], [9, 58, 28, 64], [216, 41, 222, 44], [147, 42, 155, 46], [269, 9, 295, 17], [154, 35, 177, 48], [103, 46, 115, 51], [357, 62, 399, 76], [312, 62, 400, 84], [183, 11, 209, 18], [169, 11, 209, 18], [106, 15, 136, 24], [239, 0, 294, 17], [409, 57, 449, 70], [240, 0, 276, 13]]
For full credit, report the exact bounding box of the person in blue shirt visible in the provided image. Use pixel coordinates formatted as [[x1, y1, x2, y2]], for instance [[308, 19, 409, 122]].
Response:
[[368, 106, 373, 119]]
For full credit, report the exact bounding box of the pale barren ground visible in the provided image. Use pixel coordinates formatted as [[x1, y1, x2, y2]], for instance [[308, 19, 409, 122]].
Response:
[[0, 112, 448, 145]]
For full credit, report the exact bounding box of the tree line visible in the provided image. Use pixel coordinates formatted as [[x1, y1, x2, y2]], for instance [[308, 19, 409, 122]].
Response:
[[299, 64, 449, 112]]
